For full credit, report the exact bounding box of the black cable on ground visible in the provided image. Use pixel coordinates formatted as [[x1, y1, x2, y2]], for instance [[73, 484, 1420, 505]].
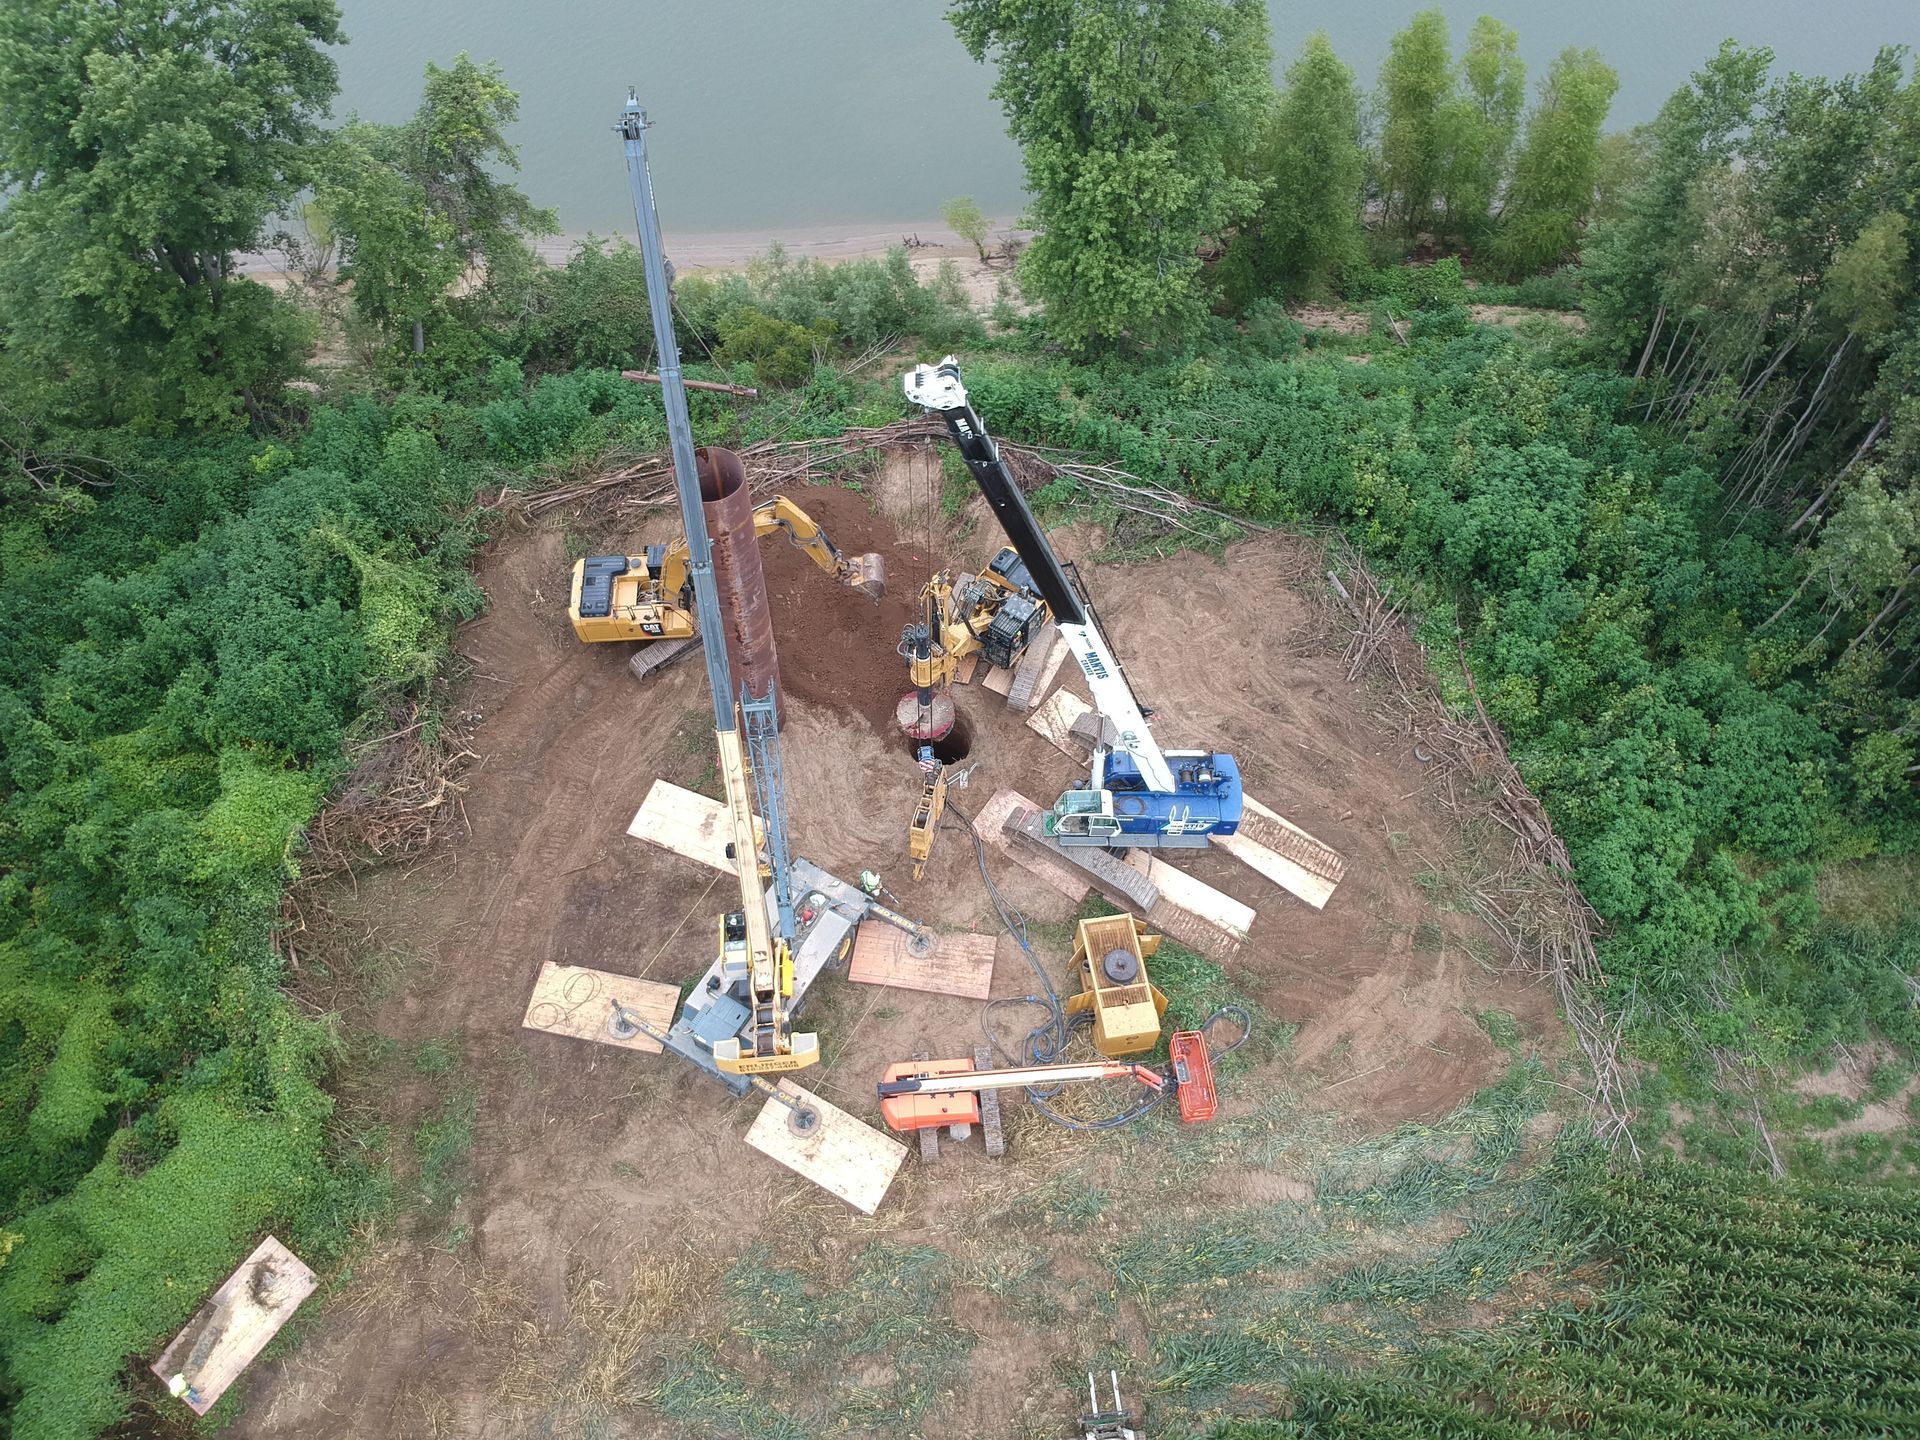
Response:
[[944, 800, 1252, 1131]]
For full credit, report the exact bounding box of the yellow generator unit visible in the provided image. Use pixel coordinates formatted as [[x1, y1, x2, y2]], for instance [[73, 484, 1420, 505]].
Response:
[[1066, 914, 1167, 1057]]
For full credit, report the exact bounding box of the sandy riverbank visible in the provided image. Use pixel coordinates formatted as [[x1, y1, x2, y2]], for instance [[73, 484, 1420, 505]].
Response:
[[242, 215, 1027, 279], [242, 216, 1031, 314]]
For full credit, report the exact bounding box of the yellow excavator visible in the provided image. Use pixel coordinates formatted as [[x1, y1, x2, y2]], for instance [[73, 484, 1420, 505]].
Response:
[[897, 546, 1053, 740], [569, 495, 885, 678]]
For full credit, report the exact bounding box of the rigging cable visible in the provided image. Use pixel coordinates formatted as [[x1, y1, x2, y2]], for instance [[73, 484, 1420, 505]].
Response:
[[943, 800, 1248, 1131]]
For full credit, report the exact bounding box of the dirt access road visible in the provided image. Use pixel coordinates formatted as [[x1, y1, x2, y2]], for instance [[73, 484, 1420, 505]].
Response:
[[234, 451, 1561, 1438]]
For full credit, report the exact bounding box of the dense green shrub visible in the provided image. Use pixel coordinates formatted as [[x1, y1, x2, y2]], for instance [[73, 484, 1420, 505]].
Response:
[[0, 373, 681, 1434], [1342, 256, 1468, 312]]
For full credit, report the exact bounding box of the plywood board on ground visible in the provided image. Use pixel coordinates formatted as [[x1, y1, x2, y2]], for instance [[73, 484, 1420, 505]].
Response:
[[627, 778, 742, 874], [953, 653, 979, 684], [972, 789, 1088, 903], [150, 1237, 317, 1416], [848, 926, 996, 1000], [522, 961, 678, 1054], [1125, 853, 1255, 940], [1029, 688, 1093, 757], [981, 664, 1014, 696], [1213, 831, 1338, 909], [746, 1080, 907, 1214]]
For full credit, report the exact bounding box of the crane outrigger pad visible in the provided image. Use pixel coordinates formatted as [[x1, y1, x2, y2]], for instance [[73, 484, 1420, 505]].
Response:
[[745, 1079, 906, 1214], [521, 963, 678, 1053], [150, 1237, 316, 1416]]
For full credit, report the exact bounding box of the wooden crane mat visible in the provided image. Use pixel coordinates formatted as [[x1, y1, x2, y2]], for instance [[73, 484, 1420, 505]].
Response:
[[746, 1080, 907, 1214], [972, 789, 1089, 903], [521, 962, 678, 1054], [1028, 688, 1095, 756], [627, 778, 755, 875], [1008, 627, 1071, 711], [848, 926, 997, 1000], [1127, 853, 1254, 942], [149, 1236, 316, 1416]]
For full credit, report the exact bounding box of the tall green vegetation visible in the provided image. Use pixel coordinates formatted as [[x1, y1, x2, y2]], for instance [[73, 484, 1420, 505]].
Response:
[[1223, 1156, 1920, 1438], [0, 411, 489, 1437], [0, 0, 343, 429], [940, 195, 993, 261], [319, 54, 556, 370], [1372, 12, 1617, 266], [1438, 16, 1525, 249], [948, 0, 1272, 348], [1375, 9, 1455, 241], [1584, 43, 1920, 795], [1492, 47, 1621, 276], [1219, 34, 1367, 306]]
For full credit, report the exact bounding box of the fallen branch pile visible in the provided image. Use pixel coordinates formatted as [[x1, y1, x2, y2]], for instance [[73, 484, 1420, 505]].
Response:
[[276, 702, 476, 970], [517, 417, 1270, 543], [1328, 547, 1637, 1157]]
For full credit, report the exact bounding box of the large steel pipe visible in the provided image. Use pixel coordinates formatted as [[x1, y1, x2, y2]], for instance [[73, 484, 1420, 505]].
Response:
[[696, 445, 784, 728]]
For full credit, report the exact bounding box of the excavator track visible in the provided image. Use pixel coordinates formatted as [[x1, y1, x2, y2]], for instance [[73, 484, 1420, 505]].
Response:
[[1236, 811, 1347, 883], [627, 632, 703, 683], [1005, 622, 1061, 711]]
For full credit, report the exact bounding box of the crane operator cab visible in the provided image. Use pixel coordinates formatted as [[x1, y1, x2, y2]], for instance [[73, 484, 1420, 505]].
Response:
[[1047, 749, 1243, 850]]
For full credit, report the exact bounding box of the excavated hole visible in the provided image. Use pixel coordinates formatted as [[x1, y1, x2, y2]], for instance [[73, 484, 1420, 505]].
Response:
[[904, 712, 974, 766]]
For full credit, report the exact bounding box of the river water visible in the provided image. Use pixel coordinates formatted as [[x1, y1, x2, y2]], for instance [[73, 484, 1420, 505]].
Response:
[[327, 0, 1917, 239]]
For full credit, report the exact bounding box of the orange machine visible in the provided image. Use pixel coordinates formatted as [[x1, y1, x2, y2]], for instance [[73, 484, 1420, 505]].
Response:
[[879, 1056, 1165, 1136]]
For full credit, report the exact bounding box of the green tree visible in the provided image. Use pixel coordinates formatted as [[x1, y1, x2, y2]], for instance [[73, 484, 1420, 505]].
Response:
[[1492, 47, 1619, 276], [950, 0, 1273, 348], [320, 55, 555, 358], [941, 195, 993, 261], [0, 0, 343, 429], [1436, 16, 1525, 248], [1581, 42, 1773, 364], [1220, 33, 1366, 305], [1376, 8, 1455, 240]]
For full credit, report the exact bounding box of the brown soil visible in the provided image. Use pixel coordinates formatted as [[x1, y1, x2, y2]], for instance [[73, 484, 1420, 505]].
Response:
[[234, 475, 1562, 1439], [755, 480, 932, 737]]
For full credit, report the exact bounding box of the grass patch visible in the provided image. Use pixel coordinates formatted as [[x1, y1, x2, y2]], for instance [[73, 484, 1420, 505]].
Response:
[[1107, 1212, 1348, 1300], [411, 1081, 477, 1239], [1476, 1008, 1521, 1052], [650, 1241, 974, 1435]]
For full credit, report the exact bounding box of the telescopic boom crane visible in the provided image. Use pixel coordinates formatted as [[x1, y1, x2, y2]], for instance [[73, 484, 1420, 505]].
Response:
[[903, 357, 1243, 848], [620, 93, 814, 1078]]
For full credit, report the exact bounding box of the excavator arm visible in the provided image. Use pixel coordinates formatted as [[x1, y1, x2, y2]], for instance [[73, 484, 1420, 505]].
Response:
[[655, 496, 884, 600]]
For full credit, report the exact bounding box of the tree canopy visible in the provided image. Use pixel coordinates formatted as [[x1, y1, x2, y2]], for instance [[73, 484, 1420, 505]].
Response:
[[949, 0, 1272, 348], [1219, 32, 1366, 305], [1376, 8, 1455, 240], [1492, 47, 1620, 276], [319, 54, 555, 363], [0, 0, 343, 429]]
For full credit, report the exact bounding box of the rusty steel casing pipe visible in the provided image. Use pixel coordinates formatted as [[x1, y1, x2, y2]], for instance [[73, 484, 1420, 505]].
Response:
[[696, 445, 784, 728]]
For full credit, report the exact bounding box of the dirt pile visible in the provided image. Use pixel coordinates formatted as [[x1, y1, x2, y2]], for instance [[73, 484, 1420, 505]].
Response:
[[755, 480, 932, 738]]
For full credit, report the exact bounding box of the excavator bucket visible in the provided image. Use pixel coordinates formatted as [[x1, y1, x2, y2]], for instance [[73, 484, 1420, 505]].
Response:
[[845, 553, 887, 601]]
